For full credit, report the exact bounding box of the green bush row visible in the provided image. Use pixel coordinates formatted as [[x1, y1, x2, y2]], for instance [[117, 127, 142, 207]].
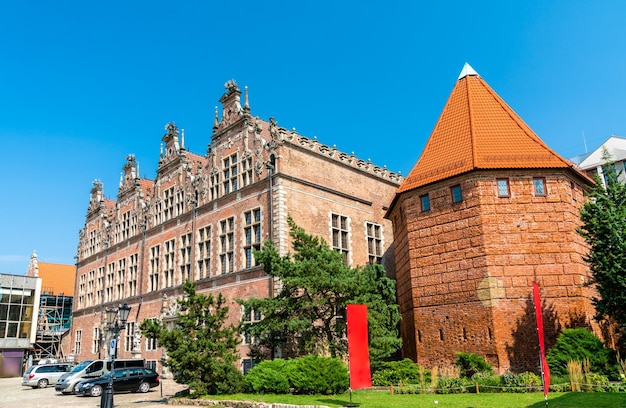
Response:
[[244, 355, 349, 395]]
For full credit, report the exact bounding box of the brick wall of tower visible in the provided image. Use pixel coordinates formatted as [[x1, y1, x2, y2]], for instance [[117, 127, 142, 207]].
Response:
[[391, 169, 596, 373]]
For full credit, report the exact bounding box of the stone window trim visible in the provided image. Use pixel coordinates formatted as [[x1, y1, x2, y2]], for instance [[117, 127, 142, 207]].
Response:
[[496, 178, 510, 198], [330, 213, 350, 264], [365, 222, 383, 265]]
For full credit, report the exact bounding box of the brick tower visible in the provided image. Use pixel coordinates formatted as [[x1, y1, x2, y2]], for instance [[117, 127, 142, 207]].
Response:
[[386, 64, 597, 373]]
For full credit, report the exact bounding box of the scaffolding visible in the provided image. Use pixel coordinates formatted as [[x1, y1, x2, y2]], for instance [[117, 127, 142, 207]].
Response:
[[33, 294, 73, 361]]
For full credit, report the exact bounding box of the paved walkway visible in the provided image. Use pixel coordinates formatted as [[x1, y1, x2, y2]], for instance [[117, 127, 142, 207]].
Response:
[[0, 375, 188, 408]]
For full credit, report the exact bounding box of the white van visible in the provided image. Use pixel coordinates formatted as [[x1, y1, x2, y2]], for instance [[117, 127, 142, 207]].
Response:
[[54, 358, 145, 394]]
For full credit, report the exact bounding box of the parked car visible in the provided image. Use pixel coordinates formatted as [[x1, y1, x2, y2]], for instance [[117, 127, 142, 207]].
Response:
[[55, 358, 145, 394], [75, 367, 160, 397], [22, 363, 74, 388]]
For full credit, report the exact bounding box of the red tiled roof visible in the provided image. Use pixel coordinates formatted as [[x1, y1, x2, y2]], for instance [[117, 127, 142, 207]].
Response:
[[38, 262, 75, 296], [398, 65, 584, 193]]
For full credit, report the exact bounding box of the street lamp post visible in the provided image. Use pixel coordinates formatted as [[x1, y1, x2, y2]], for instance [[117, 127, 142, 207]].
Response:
[[101, 303, 131, 408]]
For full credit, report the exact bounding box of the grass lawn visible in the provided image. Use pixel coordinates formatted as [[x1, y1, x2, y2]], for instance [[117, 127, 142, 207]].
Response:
[[201, 390, 626, 407]]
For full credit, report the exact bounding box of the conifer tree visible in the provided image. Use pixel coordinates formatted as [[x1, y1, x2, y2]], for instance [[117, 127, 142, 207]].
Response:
[[578, 150, 626, 329], [239, 216, 401, 365], [140, 280, 243, 395]]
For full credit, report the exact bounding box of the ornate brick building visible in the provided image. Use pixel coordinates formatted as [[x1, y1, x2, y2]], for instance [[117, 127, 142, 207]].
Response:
[[71, 80, 401, 372], [386, 64, 597, 373]]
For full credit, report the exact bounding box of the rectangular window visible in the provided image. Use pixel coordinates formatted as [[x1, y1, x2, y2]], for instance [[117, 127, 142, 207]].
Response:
[[75, 330, 82, 355], [197, 225, 211, 279], [223, 153, 238, 195], [145, 319, 158, 351], [533, 177, 546, 196], [331, 213, 350, 263], [219, 217, 235, 275], [210, 173, 220, 201], [241, 156, 253, 187], [128, 254, 138, 297], [366, 222, 383, 264], [243, 208, 262, 269], [451, 185, 462, 203], [106, 262, 115, 303], [124, 322, 135, 352], [93, 327, 102, 354], [242, 307, 262, 345], [116, 258, 126, 300], [164, 187, 175, 220], [149, 245, 160, 292], [497, 179, 510, 197], [97, 266, 104, 303], [179, 233, 192, 283], [420, 194, 430, 211], [163, 239, 175, 288], [121, 211, 130, 241]]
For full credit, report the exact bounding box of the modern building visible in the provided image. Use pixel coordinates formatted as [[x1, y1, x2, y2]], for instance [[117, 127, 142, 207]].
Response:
[[70, 80, 402, 372], [569, 135, 626, 187], [25, 252, 75, 362], [386, 64, 598, 373], [0, 273, 41, 377]]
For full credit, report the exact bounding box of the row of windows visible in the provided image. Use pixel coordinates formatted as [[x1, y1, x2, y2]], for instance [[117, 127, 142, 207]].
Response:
[[79, 209, 265, 308], [82, 154, 258, 258], [331, 214, 383, 265], [419, 178, 548, 212], [79, 212, 385, 308]]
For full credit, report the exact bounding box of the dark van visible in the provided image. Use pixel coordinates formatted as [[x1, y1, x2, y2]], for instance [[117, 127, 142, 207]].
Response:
[[54, 358, 145, 394]]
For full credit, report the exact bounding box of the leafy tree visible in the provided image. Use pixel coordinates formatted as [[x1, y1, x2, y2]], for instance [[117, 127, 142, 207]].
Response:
[[239, 216, 401, 365], [140, 280, 243, 395], [578, 150, 626, 328]]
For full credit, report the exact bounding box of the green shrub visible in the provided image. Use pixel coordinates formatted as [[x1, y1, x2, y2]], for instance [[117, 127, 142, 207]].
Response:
[[286, 355, 349, 395], [244, 359, 290, 394], [500, 372, 520, 388], [372, 358, 422, 386], [517, 372, 542, 392], [546, 328, 616, 378], [454, 352, 493, 378], [436, 377, 470, 394], [583, 372, 610, 392], [471, 373, 502, 393]]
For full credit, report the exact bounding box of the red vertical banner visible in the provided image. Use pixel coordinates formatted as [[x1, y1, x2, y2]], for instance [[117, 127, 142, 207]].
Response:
[[532, 282, 551, 398], [347, 304, 372, 389]]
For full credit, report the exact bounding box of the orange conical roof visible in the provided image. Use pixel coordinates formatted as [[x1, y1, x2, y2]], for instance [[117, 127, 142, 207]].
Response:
[[398, 64, 579, 193]]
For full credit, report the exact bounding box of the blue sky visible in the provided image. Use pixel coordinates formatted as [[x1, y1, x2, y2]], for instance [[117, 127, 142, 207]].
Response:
[[1, 1, 625, 274]]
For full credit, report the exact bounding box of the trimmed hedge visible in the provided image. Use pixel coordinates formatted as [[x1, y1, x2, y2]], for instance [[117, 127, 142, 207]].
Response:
[[244, 356, 349, 395]]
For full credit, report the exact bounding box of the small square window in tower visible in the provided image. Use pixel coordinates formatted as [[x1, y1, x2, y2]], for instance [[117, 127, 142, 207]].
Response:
[[420, 194, 431, 211], [533, 178, 546, 196], [497, 179, 510, 197], [451, 185, 462, 203]]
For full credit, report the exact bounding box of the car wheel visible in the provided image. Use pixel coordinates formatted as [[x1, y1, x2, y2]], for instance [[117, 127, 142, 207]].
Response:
[[138, 382, 150, 393], [90, 385, 103, 397], [37, 379, 49, 388]]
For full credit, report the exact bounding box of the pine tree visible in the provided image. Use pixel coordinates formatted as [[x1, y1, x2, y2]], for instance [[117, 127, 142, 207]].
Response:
[[578, 149, 626, 328], [239, 216, 401, 365], [140, 280, 243, 395]]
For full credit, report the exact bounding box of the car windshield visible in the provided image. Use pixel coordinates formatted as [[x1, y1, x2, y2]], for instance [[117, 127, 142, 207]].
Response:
[[70, 361, 92, 373]]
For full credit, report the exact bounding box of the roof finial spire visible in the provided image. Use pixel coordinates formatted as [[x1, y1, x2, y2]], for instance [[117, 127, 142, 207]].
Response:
[[244, 86, 250, 111], [458, 62, 479, 80], [213, 106, 219, 130]]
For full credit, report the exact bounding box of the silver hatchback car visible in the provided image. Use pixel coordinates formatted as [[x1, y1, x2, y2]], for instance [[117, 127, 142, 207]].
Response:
[[22, 363, 74, 388]]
